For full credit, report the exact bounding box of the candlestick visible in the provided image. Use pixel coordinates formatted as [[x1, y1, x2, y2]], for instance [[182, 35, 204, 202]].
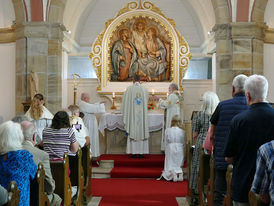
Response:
[[111, 96, 116, 110]]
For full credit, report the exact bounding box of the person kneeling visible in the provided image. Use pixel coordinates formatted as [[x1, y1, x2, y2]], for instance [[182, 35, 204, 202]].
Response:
[[159, 115, 185, 182]]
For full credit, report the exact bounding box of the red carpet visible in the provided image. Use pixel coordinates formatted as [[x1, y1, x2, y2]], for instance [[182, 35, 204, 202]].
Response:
[[91, 178, 188, 206], [92, 154, 188, 205]]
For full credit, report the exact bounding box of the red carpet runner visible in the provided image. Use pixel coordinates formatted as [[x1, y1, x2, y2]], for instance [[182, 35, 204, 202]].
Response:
[[92, 154, 188, 206]]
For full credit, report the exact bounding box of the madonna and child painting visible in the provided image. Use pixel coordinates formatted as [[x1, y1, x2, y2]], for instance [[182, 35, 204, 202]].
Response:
[[110, 17, 171, 82]]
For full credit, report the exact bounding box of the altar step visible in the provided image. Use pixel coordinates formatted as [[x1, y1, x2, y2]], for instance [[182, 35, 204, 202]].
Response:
[[92, 154, 187, 179]]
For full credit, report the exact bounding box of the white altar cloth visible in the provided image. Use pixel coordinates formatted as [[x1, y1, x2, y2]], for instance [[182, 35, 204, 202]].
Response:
[[99, 111, 164, 136]]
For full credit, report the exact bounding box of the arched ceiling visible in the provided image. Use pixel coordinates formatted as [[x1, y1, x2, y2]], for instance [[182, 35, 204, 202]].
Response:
[[0, 0, 15, 28], [265, 0, 274, 28], [63, 0, 215, 53]]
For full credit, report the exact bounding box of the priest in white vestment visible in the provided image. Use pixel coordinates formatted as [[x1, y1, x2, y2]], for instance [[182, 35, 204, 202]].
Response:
[[158, 83, 183, 150], [159, 115, 185, 182], [121, 75, 149, 158], [79, 93, 105, 157]]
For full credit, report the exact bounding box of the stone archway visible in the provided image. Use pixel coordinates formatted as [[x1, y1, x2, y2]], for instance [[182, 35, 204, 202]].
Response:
[[251, 0, 269, 23]]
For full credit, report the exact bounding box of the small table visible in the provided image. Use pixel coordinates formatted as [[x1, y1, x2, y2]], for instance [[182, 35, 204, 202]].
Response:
[[99, 111, 165, 154]]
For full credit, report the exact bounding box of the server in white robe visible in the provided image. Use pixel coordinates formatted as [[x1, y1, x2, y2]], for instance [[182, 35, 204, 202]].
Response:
[[25, 93, 53, 145], [121, 75, 149, 157], [159, 115, 185, 182], [79, 93, 105, 157], [158, 83, 183, 150]]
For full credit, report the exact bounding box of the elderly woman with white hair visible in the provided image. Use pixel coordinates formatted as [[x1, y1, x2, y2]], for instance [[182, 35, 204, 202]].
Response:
[[190, 91, 219, 196], [0, 121, 37, 206]]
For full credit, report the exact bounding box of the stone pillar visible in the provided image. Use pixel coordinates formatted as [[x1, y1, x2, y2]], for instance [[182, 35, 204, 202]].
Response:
[[15, 22, 64, 114], [213, 23, 233, 101], [213, 22, 265, 101]]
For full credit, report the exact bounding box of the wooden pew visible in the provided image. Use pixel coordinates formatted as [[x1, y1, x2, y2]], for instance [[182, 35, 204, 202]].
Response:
[[198, 147, 211, 206], [249, 191, 269, 206], [68, 150, 84, 206], [186, 141, 195, 204], [7, 181, 20, 206], [223, 164, 233, 206], [81, 145, 92, 204], [206, 154, 215, 206], [30, 163, 50, 206], [50, 153, 72, 206]]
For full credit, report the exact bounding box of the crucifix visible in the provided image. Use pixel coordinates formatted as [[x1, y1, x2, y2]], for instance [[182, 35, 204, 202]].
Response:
[[72, 74, 81, 105]]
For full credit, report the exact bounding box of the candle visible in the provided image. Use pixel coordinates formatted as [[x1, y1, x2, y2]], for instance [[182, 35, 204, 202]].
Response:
[[166, 92, 169, 97], [152, 89, 155, 95], [112, 92, 115, 98]]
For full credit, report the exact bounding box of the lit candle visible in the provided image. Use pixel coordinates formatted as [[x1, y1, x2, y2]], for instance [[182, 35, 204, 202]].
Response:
[[166, 92, 169, 97], [152, 89, 155, 95], [112, 92, 115, 98]]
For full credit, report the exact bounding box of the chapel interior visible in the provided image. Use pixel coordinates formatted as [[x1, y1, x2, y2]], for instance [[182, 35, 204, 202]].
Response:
[[0, 0, 274, 205]]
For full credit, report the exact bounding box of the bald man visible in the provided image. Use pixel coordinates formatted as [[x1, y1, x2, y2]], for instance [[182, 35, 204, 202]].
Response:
[[79, 93, 105, 157]]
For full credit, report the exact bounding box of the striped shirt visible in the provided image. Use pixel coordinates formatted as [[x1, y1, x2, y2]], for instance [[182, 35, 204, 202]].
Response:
[[43, 127, 77, 159]]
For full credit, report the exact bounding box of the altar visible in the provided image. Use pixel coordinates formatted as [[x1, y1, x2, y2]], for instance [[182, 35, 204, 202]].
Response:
[[99, 110, 165, 154]]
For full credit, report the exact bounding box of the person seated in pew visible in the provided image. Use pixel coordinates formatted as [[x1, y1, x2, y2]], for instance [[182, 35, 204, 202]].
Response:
[[21, 121, 62, 206], [68, 105, 90, 148], [0, 184, 8, 206], [42, 111, 79, 159], [158, 115, 185, 182], [0, 121, 37, 206]]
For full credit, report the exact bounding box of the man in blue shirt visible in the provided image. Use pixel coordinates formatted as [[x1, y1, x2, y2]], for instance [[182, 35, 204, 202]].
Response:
[[251, 140, 274, 205], [224, 75, 274, 206]]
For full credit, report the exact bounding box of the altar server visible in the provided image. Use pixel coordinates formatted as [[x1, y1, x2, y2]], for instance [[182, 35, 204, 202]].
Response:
[[25, 93, 53, 145], [121, 74, 149, 158], [159, 115, 185, 182], [79, 93, 105, 157]]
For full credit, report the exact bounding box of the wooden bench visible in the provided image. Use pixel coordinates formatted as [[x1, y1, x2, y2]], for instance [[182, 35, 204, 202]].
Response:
[[206, 154, 215, 206], [68, 150, 84, 206], [81, 145, 92, 204], [223, 164, 233, 206], [50, 153, 72, 206], [7, 181, 20, 206], [30, 163, 50, 206], [198, 147, 211, 206]]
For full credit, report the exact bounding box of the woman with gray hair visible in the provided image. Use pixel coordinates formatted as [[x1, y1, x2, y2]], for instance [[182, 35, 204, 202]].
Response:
[[0, 121, 37, 206], [190, 91, 220, 197]]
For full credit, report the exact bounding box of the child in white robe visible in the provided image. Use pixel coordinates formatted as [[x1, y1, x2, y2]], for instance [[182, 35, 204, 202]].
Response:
[[159, 115, 185, 182]]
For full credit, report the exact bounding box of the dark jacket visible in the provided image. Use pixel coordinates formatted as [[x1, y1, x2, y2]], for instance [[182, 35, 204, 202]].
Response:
[[211, 92, 248, 170]]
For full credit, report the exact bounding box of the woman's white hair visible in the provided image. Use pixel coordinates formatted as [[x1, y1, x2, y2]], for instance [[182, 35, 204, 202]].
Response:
[[0, 121, 23, 154], [201, 91, 220, 115], [244, 74, 268, 101], [232, 74, 248, 91]]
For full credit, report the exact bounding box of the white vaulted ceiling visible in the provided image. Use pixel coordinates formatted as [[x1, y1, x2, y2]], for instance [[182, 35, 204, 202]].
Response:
[[63, 0, 215, 53]]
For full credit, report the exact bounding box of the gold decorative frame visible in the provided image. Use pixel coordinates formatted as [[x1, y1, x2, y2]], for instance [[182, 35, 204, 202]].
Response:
[[89, 0, 191, 93]]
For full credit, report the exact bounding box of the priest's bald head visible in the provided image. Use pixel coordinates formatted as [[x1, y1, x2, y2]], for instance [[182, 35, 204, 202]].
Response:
[[81, 93, 90, 103]]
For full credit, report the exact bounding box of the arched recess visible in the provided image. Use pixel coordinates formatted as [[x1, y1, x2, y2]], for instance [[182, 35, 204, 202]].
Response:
[[11, 0, 26, 24], [251, 0, 269, 23]]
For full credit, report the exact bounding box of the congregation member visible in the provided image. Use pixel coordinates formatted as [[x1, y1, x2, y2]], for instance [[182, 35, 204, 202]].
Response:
[[209, 74, 248, 206], [68, 104, 90, 148], [158, 83, 184, 150], [121, 74, 149, 158], [159, 115, 185, 182], [190, 91, 219, 199], [42, 111, 79, 159], [251, 140, 274, 205], [79, 93, 105, 158], [0, 121, 37, 206], [11, 115, 27, 123], [21, 121, 62, 206], [25, 93, 53, 145], [224, 74, 274, 206]]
